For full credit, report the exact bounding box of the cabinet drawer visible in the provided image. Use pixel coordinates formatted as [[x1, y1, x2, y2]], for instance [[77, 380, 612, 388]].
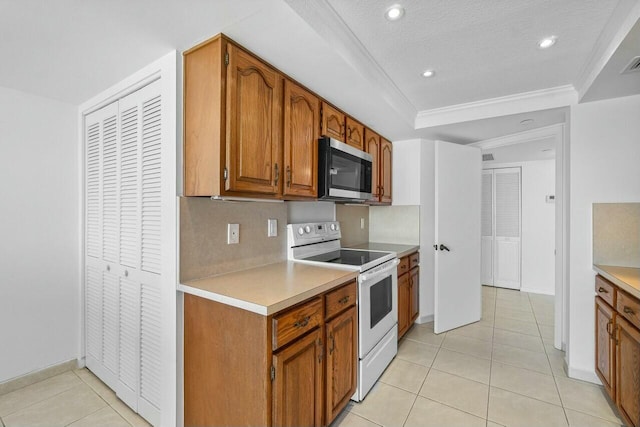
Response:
[[617, 290, 640, 330], [409, 252, 420, 269], [595, 275, 616, 308], [398, 256, 409, 276], [273, 298, 322, 351], [325, 280, 356, 319]]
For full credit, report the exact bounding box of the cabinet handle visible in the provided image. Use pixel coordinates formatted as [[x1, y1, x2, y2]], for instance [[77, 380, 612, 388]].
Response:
[[294, 316, 310, 328], [598, 287, 608, 294], [274, 164, 279, 186], [286, 166, 291, 187], [329, 333, 335, 355], [606, 320, 612, 336], [623, 306, 635, 315], [338, 296, 350, 305], [380, 186, 384, 197]]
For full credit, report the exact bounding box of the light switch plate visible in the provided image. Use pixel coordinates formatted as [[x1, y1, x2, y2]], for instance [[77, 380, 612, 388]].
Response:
[[227, 223, 239, 244], [267, 219, 278, 237]]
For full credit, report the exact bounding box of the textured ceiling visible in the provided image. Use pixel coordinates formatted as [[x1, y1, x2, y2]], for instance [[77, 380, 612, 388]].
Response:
[[325, 0, 619, 111]]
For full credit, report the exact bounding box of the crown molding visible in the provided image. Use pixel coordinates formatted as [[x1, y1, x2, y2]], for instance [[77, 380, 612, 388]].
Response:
[[284, 0, 417, 127], [415, 85, 577, 129], [576, 0, 640, 101], [470, 123, 564, 150]]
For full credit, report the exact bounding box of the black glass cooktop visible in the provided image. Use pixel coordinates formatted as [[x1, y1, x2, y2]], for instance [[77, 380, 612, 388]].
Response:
[[304, 250, 390, 266]]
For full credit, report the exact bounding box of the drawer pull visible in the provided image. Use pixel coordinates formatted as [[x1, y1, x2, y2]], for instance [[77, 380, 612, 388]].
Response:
[[623, 306, 635, 315], [338, 296, 350, 305], [294, 316, 311, 328], [598, 287, 609, 293]]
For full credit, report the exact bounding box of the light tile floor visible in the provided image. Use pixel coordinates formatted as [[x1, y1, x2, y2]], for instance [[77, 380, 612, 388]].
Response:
[[332, 286, 626, 427], [0, 367, 151, 427]]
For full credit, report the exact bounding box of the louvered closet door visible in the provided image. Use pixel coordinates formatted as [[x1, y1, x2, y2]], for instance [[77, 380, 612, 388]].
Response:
[[481, 171, 494, 286], [494, 168, 521, 289]]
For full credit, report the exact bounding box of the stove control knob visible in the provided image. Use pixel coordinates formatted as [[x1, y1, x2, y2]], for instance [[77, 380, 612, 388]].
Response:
[[330, 223, 336, 231], [335, 223, 340, 231], [304, 225, 312, 234], [297, 227, 304, 236]]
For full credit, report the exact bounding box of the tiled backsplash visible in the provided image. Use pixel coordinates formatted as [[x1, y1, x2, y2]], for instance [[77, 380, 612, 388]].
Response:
[[593, 202, 640, 268], [369, 205, 420, 245], [336, 204, 369, 247], [180, 197, 287, 282]]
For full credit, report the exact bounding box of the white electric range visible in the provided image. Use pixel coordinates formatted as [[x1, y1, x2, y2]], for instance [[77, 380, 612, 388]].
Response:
[[287, 221, 399, 401]]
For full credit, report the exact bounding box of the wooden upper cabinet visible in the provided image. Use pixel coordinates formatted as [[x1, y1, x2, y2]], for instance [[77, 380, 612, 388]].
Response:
[[283, 80, 319, 198], [226, 44, 282, 195], [321, 102, 345, 141], [364, 128, 381, 201], [345, 117, 364, 150], [380, 137, 392, 204]]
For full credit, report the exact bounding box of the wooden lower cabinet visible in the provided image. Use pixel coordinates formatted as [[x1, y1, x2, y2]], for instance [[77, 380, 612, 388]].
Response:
[[273, 329, 324, 427], [594, 275, 640, 427], [184, 279, 357, 427], [325, 307, 357, 422], [397, 251, 420, 340]]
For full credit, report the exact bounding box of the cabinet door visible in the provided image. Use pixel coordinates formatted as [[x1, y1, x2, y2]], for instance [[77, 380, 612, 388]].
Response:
[[398, 273, 410, 339], [364, 128, 381, 201], [283, 80, 319, 198], [410, 267, 420, 323], [345, 117, 364, 151], [326, 307, 357, 424], [380, 137, 392, 204], [321, 102, 345, 141], [226, 44, 282, 195], [616, 315, 640, 427], [273, 328, 323, 427], [595, 297, 616, 399]]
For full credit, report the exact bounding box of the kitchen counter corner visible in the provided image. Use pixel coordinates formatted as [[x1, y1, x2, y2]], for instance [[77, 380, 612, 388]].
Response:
[[594, 264, 640, 299]]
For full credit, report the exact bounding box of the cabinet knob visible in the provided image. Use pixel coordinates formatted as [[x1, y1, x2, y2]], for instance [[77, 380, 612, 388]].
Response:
[[598, 287, 608, 294]]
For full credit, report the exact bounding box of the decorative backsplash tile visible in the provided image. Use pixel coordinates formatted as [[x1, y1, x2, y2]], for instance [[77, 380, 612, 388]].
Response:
[[593, 202, 640, 268]]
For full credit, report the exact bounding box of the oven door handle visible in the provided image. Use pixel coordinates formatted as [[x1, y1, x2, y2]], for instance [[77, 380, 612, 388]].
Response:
[[359, 258, 400, 282]]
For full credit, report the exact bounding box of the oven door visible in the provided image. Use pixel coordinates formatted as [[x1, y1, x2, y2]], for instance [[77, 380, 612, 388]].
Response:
[[358, 259, 398, 358]]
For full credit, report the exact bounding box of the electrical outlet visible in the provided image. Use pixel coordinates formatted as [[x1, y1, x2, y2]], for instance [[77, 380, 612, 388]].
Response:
[[227, 223, 239, 244], [360, 218, 365, 229], [267, 219, 278, 237]]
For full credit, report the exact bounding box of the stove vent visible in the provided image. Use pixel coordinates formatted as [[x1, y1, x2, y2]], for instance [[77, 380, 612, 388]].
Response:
[[621, 56, 640, 74], [482, 153, 494, 161]]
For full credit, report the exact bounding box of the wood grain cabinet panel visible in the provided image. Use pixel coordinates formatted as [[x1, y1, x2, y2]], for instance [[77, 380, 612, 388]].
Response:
[[283, 80, 319, 198], [345, 117, 364, 150], [398, 252, 419, 340], [595, 296, 616, 399], [321, 102, 345, 141], [325, 280, 356, 319], [410, 266, 420, 323], [594, 274, 640, 427], [273, 328, 324, 427], [273, 297, 322, 351], [380, 138, 392, 204], [325, 307, 357, 423], [397, 272, 410, 338], [364, 128, 381, 202]]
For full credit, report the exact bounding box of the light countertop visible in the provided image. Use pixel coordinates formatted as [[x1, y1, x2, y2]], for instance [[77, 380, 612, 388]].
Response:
[[347, 242, 419, 258], [178, 261, 358, 316], [594, 264, 640, 299]]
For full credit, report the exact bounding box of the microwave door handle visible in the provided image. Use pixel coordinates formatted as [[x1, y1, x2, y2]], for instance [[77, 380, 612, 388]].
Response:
[[360, 258, 400, 282]]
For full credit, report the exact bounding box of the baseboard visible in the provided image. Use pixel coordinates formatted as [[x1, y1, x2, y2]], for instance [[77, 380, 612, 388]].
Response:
[[0, 359, 79, 396], [567, 363, 601, 385], [520, 287, 555, 296], [416, 314, 434, 324]]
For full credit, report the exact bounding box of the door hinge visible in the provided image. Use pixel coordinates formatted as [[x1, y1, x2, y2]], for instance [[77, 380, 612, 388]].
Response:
[[224, 52, 229, 66], [223, 167, 228, 181], [270, 365, 275, 381]]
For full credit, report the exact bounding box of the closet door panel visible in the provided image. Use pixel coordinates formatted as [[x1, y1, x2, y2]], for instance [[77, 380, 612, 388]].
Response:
[[494, 168, 521, 289], [481, 171, 493, 286]]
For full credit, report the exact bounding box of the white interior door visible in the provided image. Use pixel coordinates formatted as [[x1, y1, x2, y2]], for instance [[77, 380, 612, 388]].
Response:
[[434, 141, 482, 334], [481, 170, 493, 285], [493, 168, 521, 289]]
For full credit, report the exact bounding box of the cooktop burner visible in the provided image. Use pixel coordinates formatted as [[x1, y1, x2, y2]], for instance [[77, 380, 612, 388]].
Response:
[[303, 249, 391, 266]]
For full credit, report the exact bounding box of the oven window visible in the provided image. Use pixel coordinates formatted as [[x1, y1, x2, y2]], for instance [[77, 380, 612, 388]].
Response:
[[370, 276, 392, 329], [330, 149, 372, 193]]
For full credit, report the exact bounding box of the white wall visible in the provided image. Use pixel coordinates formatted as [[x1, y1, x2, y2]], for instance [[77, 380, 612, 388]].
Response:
[[392, 139, 421, 206], [0, 86, 79, 383], [568, 94, 640, 382]]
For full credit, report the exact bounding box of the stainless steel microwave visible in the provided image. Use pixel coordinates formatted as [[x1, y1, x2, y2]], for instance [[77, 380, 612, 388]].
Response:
[[318, 137, 373, 201]]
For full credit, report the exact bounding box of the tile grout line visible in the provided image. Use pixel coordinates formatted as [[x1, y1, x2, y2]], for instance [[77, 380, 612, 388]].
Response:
[[486, 287, 497, 424], [72, 369, 136, 427]]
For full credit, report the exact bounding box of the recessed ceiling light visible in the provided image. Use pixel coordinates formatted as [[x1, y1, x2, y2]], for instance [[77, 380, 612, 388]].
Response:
[[520, 119, 534, 125], [538, 36, 557, 49], [422, 69, 435, 78], [385, 5, 405, 21]]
